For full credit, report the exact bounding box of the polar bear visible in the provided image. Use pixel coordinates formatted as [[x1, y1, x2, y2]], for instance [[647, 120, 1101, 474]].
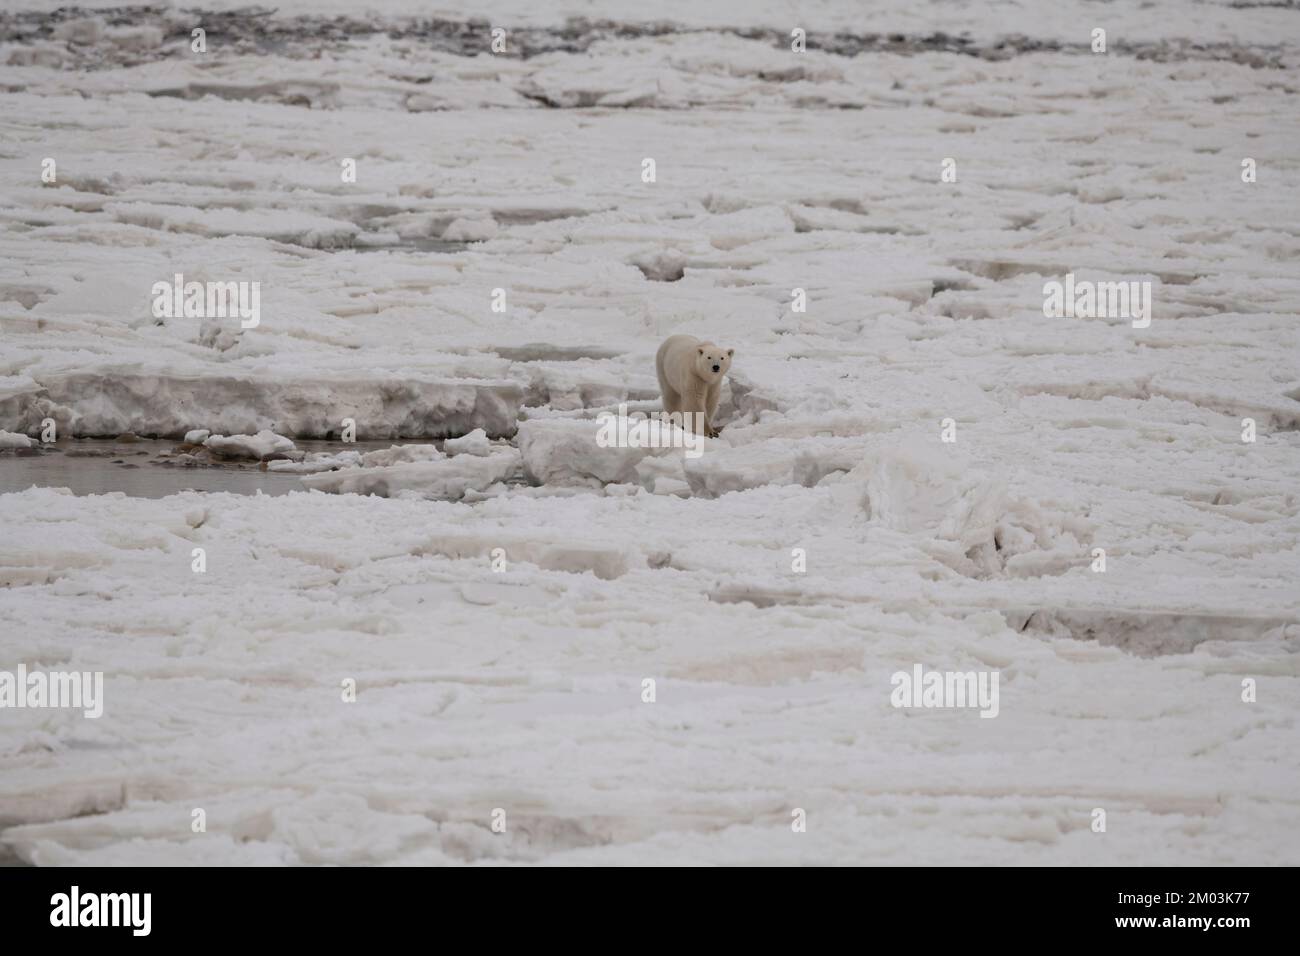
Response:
[[655, 334, 734, 438]]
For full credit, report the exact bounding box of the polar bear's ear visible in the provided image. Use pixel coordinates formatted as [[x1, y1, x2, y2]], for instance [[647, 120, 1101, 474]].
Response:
[[727, 348, 734, 357]]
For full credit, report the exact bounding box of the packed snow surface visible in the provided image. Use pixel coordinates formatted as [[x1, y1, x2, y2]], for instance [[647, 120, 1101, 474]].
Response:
[[1, 0, 1299, 865]]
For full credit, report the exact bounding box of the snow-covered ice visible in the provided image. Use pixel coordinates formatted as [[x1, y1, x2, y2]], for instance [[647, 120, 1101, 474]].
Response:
[[1, 0, 1298, 865], [443, 428, 492, 457], [203, 429, 296, 461], [300, 444, 520, 499]]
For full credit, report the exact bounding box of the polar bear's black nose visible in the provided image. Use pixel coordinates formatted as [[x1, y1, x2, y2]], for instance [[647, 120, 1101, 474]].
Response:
[[712, 364, 720, 373]]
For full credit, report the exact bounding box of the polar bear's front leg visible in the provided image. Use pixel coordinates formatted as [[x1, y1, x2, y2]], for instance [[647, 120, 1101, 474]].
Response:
[[704, 383, 723, 438], [680, 381, 709, 436]]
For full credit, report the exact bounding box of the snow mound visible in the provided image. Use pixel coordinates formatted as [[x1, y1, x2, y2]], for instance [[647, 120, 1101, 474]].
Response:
[[517, 418, 693, 488], [441, 217, 498, 242], [266, 451, 363, 474], [301, 447, 520, 500], [270, 440, 471, 482], [443, 428, 492, 457], [856, 437, 1091, 577], [359, 444, 444, 467], [0, 430, 33, 449], [203, 430, 296, 461]]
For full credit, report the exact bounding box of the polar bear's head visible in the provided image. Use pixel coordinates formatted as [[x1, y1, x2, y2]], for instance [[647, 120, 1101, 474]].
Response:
[[695, 342, 734, 383]]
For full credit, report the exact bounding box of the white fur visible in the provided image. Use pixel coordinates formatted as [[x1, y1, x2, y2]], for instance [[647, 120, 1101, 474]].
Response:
[[655, 334, 734, 437]]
